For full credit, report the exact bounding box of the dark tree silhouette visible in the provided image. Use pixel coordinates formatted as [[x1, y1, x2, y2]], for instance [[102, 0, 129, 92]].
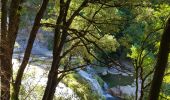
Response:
[[1, 0, 23, 99], [12, 0, 49, 99], [149, 18, 170, 100]]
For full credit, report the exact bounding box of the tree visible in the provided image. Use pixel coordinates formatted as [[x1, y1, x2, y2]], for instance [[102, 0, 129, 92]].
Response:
[[12, 0, 49, 99], [125, 2, 170, 99], [1, 0, 23, 99], [0, 0, 120, 99], [0, 0, 49, 99], [41, 0, 143, 99], [1, 0, 167, 99], [149, 18, 170, 100], [1, 0, 9, 99]]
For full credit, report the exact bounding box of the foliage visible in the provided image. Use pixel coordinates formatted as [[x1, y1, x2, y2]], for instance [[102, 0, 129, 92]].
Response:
[[96, 34, 119, 52], [2, 0, 170, 99]]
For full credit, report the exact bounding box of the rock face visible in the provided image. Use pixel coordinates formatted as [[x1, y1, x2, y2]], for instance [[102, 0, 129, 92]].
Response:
[[108, 87, 122, 97], [95, 66, 133, 77], [102, 70, 108, 76], [108, 80, 141, 99], [95, 64, 136, 99]]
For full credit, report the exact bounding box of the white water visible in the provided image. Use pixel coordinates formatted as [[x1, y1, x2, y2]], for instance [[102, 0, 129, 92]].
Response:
[[13, 37, 80, 99], [77, 68, 118, 100], [78, 70, 103, 95], [13, 35, 119, 99], [12, 59, 79, 100]]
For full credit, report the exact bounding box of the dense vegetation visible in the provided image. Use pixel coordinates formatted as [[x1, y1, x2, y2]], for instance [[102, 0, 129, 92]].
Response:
[[0, 0, 170, 100]]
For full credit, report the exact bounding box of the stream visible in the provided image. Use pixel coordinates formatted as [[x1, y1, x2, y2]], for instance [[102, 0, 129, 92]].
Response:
[[13, 33, 137, 99]]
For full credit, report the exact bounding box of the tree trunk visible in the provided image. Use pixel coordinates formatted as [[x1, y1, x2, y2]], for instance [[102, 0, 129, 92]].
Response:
[[135, 66, 139, 100], [1, 0, 11, 99], [8, 0, 23, 55], [139, 67, 144, 100], [12, 0, 49, 99], [139, 81, 144, 100], [42, 0, 88, 99], [149, 18, 170, 100], [1, 0, 23, 99], [42, 1, 66, 99], [42, 66, 60, 100], [42, 31, 67, 100]]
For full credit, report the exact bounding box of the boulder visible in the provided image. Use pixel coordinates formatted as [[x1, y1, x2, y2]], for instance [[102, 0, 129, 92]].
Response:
[[102, 71, 108, 76]]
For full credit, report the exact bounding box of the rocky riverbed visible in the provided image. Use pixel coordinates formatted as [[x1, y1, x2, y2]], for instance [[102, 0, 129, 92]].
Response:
[[13, 31, 139, 99]]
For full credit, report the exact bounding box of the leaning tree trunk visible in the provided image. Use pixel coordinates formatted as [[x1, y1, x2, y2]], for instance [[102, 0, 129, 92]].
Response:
[[12, 0, 49, 99], [149, 18, 170, 100]]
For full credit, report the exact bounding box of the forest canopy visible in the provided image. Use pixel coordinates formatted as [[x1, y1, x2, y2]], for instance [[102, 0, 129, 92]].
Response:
[[0, 0, 170, 100]]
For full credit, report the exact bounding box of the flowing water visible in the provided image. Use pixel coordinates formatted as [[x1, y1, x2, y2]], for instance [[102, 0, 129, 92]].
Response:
[[13, 35, 126, 100], [12, 58, 80, 100], [78, 68, 121, 100]]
